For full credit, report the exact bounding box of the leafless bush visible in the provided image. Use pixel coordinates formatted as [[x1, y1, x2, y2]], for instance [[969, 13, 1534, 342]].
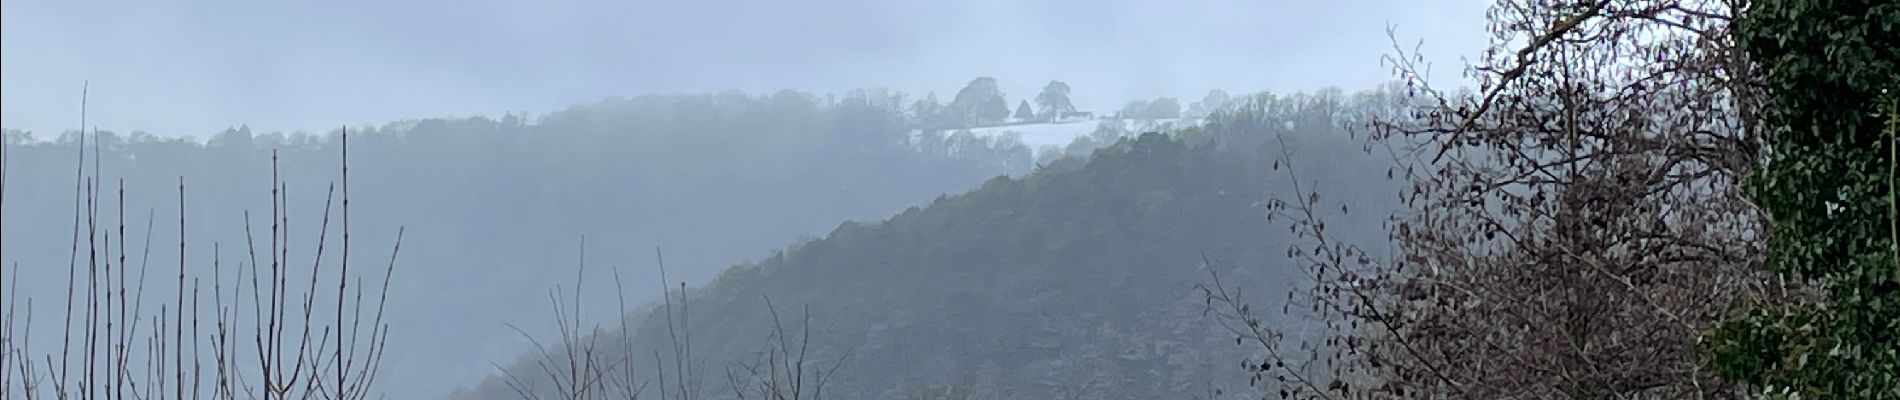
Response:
[[493, 241, 847, 400], [492, 239, 647, 400], [721, 297, 847, 400], [1, 118, 405, 399]]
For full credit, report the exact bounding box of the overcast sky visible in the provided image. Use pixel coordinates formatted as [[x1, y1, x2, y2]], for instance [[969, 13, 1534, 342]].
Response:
[[2, 0, 1487, 138]]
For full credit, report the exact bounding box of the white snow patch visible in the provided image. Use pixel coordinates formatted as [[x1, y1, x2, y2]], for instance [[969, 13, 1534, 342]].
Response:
[[911, 118, 1195, 154]]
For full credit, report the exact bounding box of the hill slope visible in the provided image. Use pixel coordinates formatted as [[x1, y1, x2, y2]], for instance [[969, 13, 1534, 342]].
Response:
[[457, 89, 1401, 399]]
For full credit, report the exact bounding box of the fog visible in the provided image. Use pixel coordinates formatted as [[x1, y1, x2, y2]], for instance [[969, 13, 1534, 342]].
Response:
[[3, 1, 1489, 399], [3, 0, 1482, 138]]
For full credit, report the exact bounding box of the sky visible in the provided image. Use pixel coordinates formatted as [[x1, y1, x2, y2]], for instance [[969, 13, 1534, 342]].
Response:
[[2, 0, 1488, 139]]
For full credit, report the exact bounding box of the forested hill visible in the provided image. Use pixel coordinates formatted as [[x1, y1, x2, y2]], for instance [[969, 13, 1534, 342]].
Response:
[[457, 88, 1404, 399], [0, 89, 1039, 399]]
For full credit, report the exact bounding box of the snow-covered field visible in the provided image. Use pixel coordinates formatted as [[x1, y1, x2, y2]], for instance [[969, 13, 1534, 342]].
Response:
[[915, 118, 1196, 153]]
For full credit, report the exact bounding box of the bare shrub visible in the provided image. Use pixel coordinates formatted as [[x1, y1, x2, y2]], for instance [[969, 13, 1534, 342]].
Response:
[[2, 121, 405, 399], [491, 244, 847, 400], [491, 240, 647, 400], [721, 297, 847, 400]]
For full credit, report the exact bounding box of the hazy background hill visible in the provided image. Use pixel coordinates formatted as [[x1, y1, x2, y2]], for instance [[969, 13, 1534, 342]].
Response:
[[457, 87, 1404, 399], [0, 89, 1046, 399]]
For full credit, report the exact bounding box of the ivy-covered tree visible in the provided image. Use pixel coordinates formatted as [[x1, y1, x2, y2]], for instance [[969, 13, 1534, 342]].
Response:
[[1706, 0, 1900, 397]]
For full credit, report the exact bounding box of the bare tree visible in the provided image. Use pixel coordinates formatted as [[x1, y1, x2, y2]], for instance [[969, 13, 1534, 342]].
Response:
[[1203, 0, 1802, 398]]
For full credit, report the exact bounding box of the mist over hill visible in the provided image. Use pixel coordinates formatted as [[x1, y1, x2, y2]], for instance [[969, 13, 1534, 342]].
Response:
[[0, 89, 1046, 398], [456, 88, 1404, 399]]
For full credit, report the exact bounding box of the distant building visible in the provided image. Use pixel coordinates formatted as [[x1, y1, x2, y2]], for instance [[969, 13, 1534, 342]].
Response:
[[1059, 111, 1094, 120]]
